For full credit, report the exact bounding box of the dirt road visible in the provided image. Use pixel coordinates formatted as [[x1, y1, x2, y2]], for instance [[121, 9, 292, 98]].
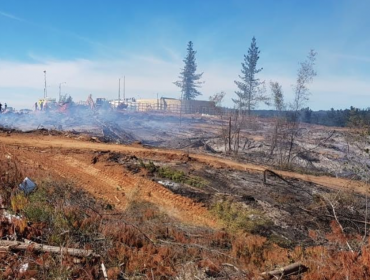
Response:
[[1, 132, 366, 194], [1, 133, 221, 228]]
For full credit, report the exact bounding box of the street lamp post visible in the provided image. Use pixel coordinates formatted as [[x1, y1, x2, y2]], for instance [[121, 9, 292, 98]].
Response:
[[118, 76, 125, 104], [118, 78, 121, 103], [123, 76, 125, 102], [59, 82, 66, 102]]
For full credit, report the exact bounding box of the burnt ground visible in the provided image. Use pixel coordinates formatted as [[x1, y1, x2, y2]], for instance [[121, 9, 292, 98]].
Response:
[[1, 109, 366, 181], [1, 110, 368, 249], [106, 151, 368, 248]]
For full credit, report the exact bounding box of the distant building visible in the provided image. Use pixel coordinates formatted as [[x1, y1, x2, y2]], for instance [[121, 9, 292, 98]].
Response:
[[135, 97, 216, 114]]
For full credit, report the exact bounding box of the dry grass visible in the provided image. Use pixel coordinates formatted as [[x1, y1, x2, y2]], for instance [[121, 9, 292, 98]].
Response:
[[2, 145, 370, 279]]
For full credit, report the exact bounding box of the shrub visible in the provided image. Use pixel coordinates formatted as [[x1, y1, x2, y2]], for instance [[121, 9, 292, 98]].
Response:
[[211, 199, 271, 233], [157, 166, 207, 188]]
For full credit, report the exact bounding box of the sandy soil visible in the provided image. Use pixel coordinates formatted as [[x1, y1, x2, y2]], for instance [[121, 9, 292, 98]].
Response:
[[0, 132, 219, 228]]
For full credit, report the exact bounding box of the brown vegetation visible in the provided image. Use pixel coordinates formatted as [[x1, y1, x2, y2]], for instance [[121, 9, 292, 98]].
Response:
[[1, 130, 370, 279]]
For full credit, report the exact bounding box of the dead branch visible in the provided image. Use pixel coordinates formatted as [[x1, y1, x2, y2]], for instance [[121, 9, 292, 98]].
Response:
[[101, 262, 109, 280], [291, 130, 336, 162], [222, 263, 240, 272], [299, 206, 370, 226], [320, 195, 354, 253], [260, 262, 308, 279], [263, 169, 291, 185], [0, 240, 99, 258]]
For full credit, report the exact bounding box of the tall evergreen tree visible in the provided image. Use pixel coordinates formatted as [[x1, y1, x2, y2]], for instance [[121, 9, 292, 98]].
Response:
[[233, 37, 266, 114], [174, 41, 204, 100]]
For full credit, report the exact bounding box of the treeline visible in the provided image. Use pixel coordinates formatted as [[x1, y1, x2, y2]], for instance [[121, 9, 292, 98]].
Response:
[[254, 106, 370, 127]]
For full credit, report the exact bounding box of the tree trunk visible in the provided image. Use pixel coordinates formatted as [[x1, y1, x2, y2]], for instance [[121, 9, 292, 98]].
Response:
[[228, 116, 232, 153], [260, 262, 308, 279], [0, 240, 99, 258]]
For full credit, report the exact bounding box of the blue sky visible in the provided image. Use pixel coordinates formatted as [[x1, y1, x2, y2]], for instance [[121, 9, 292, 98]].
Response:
[[0, 0, 369, 110]]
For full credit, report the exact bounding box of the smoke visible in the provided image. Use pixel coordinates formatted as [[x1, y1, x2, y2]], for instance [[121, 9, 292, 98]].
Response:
[[0, 105, 203, 146]]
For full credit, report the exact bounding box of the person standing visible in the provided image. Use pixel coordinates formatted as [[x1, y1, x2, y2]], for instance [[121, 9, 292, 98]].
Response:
[[0, 103, 2, 113], [4, 103, 7, 111], [34, 102, 38, 111]]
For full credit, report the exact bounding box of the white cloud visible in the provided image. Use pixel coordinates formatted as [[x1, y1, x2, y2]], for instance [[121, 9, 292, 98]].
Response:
[[0, 10, 24, 22], [0, 55, 369, 110], [0, 56, 181, 108]]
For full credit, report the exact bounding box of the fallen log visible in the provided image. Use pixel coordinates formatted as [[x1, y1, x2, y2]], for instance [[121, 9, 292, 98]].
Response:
[[260, 262, 308, 279], [0, 240, 99, 258]]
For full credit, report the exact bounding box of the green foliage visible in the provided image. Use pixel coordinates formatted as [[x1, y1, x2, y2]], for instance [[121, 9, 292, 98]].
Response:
[[158, 166, 186, 182], [145, 161, 158, 173], [20, 181, 103, 246], [184, 176, 206, 188], [174, 41, 204, 100], [157, 166, 206, 188], [139, 160, 158, 173], [233, 36, 267, 113], [296, 106, 370, 127], [23, 186, 53, 224], [211, 199, 271, 233], [24, 204, 52, 224], [139, 161, 207, 188]]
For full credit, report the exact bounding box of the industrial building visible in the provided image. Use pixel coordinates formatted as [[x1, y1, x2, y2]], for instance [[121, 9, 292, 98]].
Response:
[[133, 97, 216, 114]]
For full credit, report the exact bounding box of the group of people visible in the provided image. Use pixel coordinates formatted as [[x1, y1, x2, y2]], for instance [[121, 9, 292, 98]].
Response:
[[0, 102, 8, 113], [34, 100, 48, 111]]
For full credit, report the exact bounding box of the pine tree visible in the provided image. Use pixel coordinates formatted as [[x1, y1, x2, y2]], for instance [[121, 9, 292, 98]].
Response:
[[233, 37, 266, 114], [174, 41, 204, 100]]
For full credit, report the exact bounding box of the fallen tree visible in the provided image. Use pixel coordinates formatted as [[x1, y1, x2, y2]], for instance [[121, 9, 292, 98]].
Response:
[[0, 239, 99, 258], [260, 262, 308, 279]]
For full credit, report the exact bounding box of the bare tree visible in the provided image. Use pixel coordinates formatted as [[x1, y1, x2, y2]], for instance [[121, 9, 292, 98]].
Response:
[[344, 119, 370, 184], [291, 49, 317, 113], [221, 110, 241, 155], [269, 81, 285, 157], [209, 91, 226, 107], [267, 50, 317, 168], [285, 50, 317, 166]]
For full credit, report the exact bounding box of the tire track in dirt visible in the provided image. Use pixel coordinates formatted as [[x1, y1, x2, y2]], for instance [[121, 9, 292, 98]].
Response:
[[43, 153, 218, 228]]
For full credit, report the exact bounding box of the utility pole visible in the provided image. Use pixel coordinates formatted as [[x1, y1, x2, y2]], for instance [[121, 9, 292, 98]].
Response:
[[123, 76, 125, 102], [118, 78, 121, 103], [43, 71, 47, 99]]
